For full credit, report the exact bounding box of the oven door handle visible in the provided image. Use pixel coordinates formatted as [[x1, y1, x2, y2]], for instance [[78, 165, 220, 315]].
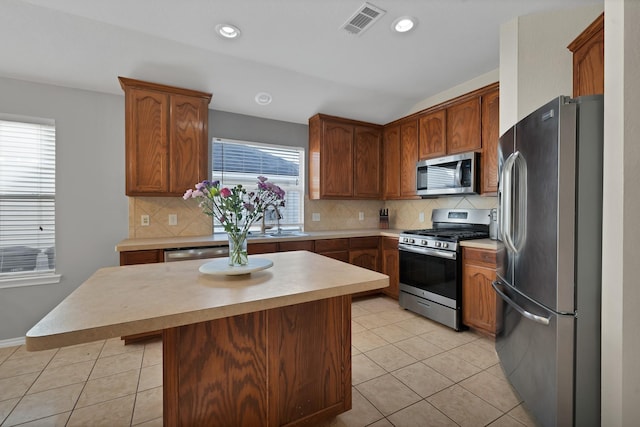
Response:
[[399, 244, 457, 260]]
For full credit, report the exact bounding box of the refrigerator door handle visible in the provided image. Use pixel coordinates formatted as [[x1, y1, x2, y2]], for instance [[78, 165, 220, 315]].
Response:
[[513, 152, 527, 250], [500, 152, 518, 253], [492, 281, 550, 326]]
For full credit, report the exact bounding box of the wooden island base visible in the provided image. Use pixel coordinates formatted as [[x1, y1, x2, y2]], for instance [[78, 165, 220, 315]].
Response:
[[162, 295, 352, 427]]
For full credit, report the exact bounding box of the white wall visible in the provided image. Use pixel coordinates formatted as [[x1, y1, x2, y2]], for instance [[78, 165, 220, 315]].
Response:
[[0, 77, 128, 342], [406, 69, 499, 115], [500, 4, 604, 132], [601, 0, 640, 424]]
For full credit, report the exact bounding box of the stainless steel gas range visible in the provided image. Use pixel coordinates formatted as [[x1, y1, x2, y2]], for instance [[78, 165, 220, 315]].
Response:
[[398, 208, 491, 330]]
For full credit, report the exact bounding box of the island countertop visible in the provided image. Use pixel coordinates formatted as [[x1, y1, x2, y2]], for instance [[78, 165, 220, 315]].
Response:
[[26, 250, 388, 351]]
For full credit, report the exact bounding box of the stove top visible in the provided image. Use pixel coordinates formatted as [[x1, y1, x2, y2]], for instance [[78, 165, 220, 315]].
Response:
[[402, 228, 489, 241], [399, 208, 491, 252]]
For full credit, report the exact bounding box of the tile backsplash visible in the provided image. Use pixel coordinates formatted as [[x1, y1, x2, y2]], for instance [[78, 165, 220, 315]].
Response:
[[128, 195, 497, 238]]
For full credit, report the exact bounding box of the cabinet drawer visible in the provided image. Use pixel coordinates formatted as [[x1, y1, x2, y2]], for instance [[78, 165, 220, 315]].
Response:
[[349, 236, 379, 250], [120, 249, 163, 266], [315, 238, 349, 252], [279, 240, 314, 252], [463, 247, 496, 266], [248, 242, 278, 255]]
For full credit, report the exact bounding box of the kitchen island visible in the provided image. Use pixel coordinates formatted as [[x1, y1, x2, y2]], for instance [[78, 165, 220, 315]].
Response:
[[26, 251, 389, 427]]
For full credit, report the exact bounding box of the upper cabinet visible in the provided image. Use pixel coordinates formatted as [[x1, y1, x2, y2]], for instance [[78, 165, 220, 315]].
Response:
[[309, 114, 382, 199], [418, 110, 446, 159], [383, 83, 499, 199], [480, 88, 500, 194], [399, 120, 419, 198], [119, 77, 212, 197], [446, 98, 481, 155], [568, 13, 604, 98], [382, 124, 401, 199]]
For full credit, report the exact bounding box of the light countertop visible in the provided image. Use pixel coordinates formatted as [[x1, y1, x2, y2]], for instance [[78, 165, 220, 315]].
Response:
[[116, 229, 404, 252], [26, 251, 388, 351], [460, 238, 499, 250]]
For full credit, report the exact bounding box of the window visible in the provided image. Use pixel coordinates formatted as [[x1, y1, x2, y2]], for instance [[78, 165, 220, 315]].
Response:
[[211, 138, 304, 231], [0, 115, 59, 288]]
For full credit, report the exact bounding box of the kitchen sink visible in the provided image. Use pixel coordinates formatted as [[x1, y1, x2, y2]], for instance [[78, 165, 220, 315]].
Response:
[[247, 231, 309, 238]]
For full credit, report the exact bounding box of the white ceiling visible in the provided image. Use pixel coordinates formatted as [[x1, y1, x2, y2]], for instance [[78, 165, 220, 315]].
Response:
[[1, 0, 601, 125]]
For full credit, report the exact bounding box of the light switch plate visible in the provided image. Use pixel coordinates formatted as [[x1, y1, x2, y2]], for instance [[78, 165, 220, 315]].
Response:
[[358, 212, 364, 221], [141, 215, 150, 226], [168, 214, 178, 226], [312, 213, 321, 222], [419, 212, 425, 222]]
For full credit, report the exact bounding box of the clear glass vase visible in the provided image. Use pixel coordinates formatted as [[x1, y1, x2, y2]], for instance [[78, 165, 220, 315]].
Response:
[[228, 233, 249, 266]]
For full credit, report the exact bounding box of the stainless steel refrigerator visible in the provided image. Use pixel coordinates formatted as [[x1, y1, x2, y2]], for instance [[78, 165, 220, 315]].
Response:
[[493, 95, 603, 427]]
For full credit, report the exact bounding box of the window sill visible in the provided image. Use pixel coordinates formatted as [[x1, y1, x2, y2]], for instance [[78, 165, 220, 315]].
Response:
[[0, 273, 62, 289]]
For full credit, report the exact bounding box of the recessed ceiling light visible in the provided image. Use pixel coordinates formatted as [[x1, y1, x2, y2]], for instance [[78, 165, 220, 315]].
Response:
[[215, 23, 241, 39], [392, 16, 416, 33], [255, 92, 272, 106]]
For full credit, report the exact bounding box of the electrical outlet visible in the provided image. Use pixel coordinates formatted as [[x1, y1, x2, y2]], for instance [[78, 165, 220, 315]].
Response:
[[141, 215, 150, 226], [419, 212, 425, 222], [312, 213, 321, 222], [358, 212, 364, 221], [168, 214, 178, 226]]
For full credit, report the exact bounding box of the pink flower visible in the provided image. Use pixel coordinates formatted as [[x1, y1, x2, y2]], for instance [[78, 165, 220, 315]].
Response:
[[183, 189, 193, 200], [220, 187, 232, 198]]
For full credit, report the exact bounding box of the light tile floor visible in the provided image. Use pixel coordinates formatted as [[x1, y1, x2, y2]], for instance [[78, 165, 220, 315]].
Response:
[[0, 295, 538, 426]]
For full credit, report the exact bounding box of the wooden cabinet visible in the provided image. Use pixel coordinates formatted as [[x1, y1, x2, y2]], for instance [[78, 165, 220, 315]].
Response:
[[382, 124, 401, 199], [308, 114, 381, 199], [447, 98, 481, 155], [354, 126, 382, 198], [568, 13, 604, 97], [164, 295, 352, 426], [348, 237, 380, 272], [380, 237, 399, 299], [381, 84, 499, 196], [315, 238, 350, 262], [278, 240, 314, 252], [481, 89, 500, 194], [119, 77, 212, 197], [349, 237, 381, 298], [120, 249, 163, 266], [418, 110, 446, 159], [248, 242, 279, 255], [400, 120, 419, 198], [462, 247, 497, 336], [247, 240, 314, 254]]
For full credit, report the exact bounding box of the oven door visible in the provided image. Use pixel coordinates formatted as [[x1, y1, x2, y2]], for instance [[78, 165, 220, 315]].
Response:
[[398, 245, 459, 309]]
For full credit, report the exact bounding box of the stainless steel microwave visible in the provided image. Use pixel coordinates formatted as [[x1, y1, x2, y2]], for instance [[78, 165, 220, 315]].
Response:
[[416, 152, 478, 197]]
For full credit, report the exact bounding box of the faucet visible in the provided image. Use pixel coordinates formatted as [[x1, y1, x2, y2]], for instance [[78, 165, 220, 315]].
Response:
[[261, 203, 282, 234]]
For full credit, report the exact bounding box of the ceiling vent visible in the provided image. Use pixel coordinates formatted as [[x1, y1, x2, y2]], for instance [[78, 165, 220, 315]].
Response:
[[341, 2, 386, 36]]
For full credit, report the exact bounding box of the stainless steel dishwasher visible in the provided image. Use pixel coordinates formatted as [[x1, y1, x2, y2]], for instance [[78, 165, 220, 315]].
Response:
[[163, 246, 229, 262]]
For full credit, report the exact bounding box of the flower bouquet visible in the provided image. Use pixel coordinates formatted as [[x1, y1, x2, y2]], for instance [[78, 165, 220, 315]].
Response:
[[184, 176, 285, 266]]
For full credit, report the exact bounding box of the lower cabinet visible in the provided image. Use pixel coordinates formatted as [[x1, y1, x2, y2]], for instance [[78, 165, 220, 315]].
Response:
[[120, 249, 163, 265], [348, 237, 382, 298], [462, 247, 497, 336], [315, 238, 350, 262], [380, 237, 399, 299]]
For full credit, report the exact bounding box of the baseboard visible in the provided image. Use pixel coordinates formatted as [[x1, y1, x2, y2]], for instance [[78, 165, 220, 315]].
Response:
[[0, 336, 25, 348]]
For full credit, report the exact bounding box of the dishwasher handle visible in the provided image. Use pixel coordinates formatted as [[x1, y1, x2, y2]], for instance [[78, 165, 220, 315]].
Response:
[[164, 246, 229, 262]]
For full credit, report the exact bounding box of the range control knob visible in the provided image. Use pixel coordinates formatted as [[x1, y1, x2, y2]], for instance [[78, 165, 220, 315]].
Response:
[[409, 239, 415, 244], [442, 242, 449, 248], [421, 240, 428, 246], [435, 242, 441, 248]]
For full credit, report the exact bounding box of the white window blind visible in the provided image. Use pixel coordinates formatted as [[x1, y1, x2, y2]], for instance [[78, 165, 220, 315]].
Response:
[[212, 138, 304, 231], [0, 116, 56, 283]]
